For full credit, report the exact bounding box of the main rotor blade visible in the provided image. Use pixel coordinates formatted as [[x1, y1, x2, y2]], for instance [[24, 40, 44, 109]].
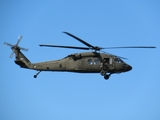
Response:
[[39, 44, 90, 50], [63, 32, 95, 48], [101, 50, 127, 59], [4, 42, 13, 47], [104, 46, 156, 49]]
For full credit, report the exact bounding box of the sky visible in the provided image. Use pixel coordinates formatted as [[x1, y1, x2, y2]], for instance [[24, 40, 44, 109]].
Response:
[[1, 0, 160, 120]]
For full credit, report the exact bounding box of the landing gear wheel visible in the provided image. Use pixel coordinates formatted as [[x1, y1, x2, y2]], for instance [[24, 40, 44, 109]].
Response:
[[34, 75, 37, 78], [104, 75, 109, 80], [33, 71, 41, 78]]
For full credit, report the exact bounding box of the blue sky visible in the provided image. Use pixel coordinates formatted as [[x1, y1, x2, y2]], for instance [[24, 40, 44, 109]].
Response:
[[1, 0, 160, 120]]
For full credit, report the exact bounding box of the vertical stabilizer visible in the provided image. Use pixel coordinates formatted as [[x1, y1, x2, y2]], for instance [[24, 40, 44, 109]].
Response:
[[13, 48, 31, 68], [4, 35, 32, 69]]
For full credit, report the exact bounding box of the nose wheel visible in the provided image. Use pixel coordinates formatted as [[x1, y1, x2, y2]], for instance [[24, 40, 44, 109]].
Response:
[[100, 70, 112, 80], [100, 59, 112, 80], [104, 74, 110, 80]]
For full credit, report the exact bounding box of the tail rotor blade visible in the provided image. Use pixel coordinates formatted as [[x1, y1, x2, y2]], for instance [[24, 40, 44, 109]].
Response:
[[9, 52, 14, 58], [16, 35, 23, 46], [4, 42, 13, 47], [18, 35, 23, 40], [4, 35, 28, 58], [20, 47, 29, 51]]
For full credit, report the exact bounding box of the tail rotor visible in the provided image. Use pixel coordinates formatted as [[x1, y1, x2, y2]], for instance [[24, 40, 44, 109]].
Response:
[[4, 35, 29, 58]]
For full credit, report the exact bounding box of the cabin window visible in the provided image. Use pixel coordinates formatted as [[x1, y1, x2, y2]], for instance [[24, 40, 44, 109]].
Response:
[[94, 58, 100, 65], [87, 59, 92, 65]]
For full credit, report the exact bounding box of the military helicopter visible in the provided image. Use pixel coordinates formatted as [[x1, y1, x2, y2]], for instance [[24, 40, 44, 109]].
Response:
[[4, 32, 156, 80]]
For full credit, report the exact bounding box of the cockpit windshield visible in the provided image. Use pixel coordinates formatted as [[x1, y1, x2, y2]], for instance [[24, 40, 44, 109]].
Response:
[[114, 58, 124, 63]]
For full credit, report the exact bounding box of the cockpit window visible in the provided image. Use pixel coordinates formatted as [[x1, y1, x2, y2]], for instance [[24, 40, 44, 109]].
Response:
[[114, 58, 123, 63]]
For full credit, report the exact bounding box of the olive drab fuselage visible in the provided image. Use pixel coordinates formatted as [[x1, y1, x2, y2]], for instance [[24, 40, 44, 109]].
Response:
[[31, 52, 132, 74]]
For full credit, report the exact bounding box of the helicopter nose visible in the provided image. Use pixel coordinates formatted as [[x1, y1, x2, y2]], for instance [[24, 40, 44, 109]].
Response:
[[126, 65, 132, 71]]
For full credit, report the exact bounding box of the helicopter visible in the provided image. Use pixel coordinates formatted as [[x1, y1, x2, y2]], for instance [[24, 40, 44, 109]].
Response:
[[4, 32, 156, 80]]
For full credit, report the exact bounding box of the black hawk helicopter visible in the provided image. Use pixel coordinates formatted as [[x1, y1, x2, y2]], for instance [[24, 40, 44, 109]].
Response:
[[4, 32, 156, 80]]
